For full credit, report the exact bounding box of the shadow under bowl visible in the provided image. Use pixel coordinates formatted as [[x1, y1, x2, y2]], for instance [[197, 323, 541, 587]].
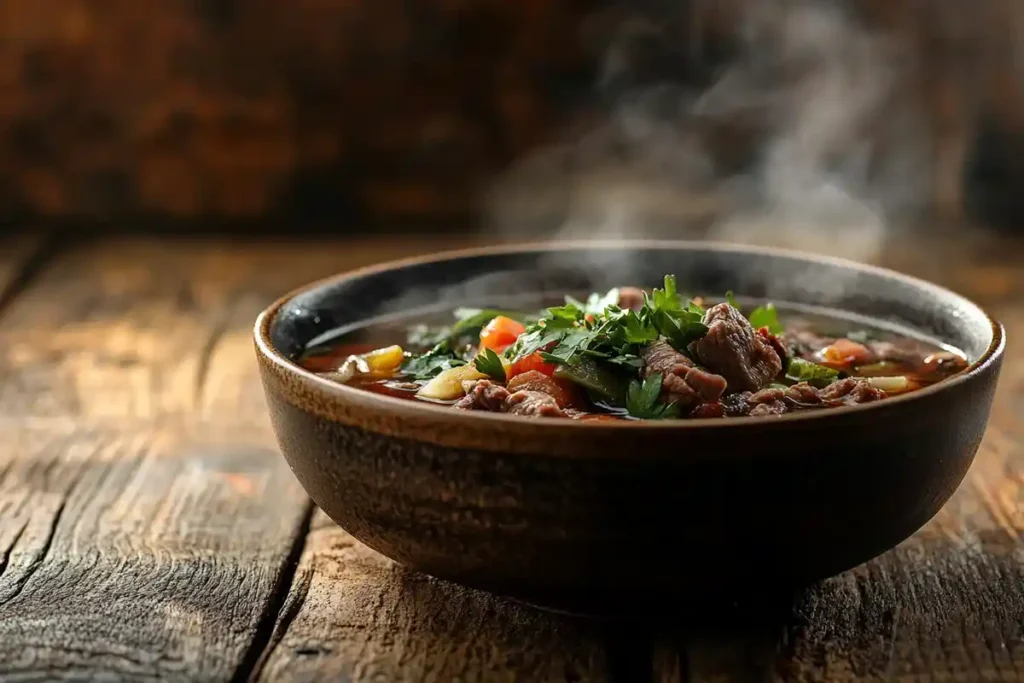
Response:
[[254, 241, 1004, 614]]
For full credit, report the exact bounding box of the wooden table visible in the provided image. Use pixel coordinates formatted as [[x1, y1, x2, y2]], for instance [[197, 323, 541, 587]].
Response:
[[1, 231, 1022, 682]]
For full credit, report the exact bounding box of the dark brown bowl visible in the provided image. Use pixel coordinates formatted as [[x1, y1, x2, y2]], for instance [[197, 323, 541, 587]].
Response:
[[254, 241, 1004, 613]]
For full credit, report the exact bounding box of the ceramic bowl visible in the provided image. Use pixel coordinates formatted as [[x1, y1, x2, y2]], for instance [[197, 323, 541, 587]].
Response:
[[254, 241, 1004, 613]]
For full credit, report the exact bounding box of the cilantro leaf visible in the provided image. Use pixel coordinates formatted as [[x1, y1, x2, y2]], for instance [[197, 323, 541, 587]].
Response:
[[786, 358, 840, 387], [625, 374, 681, 419], [748, 303, 784, 334], [400, 342, 467, 380], [473, 348, 507, 382]]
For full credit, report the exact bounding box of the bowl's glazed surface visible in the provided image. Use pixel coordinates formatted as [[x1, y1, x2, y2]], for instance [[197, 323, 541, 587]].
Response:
[[254, 241, 1004, 612]]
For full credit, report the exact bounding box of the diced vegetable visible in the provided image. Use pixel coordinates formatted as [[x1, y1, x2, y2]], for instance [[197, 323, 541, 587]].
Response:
[[508, 352, 557, 378], [553, 356, 629, 404], [362, 345, 405, 375], [417, 364, 488, 400], [479, 315, 526, 353], [859, 376, 911, 393], [821, 338, 874, 365]]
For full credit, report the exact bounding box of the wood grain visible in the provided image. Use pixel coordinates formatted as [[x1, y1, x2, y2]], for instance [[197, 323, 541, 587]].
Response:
[[251, 510, 614, 683], [0, 234, 495, 428], [0, 423, 312, 681]]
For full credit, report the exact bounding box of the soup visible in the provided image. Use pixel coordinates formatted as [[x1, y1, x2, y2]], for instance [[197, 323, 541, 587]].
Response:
[[299, 275, 969, 421]]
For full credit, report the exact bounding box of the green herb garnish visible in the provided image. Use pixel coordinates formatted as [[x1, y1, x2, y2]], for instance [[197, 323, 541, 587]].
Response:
[[625, 374, 680, 419], [566, 288, 620, 316], [748, 303, 784, 334], [473, 348, 507, 382], [400, 341, 467, 380], [786, 357, 840, 387], [725, 290, 741, 310]]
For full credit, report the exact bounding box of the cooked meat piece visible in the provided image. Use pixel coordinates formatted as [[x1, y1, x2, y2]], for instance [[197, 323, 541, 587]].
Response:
[[818, 378, 886, 405], [507, 370, 583, 409], [691, 304, 783, 392], [617, 286, 645, 311], [750, 400, 787, 416], [690, 402, 725, 418], [505, 390, 567, 418], [453, 380, 509, 411], [719, 379, 885, 417], [642, 340, 728, 407], [758, 327, 789, 363], [720, 392, 755, 416]]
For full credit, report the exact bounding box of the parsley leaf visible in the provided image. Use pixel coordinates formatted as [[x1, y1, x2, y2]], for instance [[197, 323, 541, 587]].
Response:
[[621, 310, 659, 345], [625, 374, 681, 419], [400, 342, 467, 380], [748, 303, 784, 334], [473, 348, 507, 382], [651, 275, 684, 312], [786, 358, 840, 387]]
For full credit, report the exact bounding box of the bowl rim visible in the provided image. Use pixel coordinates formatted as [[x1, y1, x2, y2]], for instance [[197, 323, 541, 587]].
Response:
[[254, 239, 1005, 432]]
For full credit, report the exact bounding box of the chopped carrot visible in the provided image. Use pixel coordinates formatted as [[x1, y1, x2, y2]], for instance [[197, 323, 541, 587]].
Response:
[[822, 338, 874, 365], [479, 316, 526, 353], [508, 351, 557, 378]]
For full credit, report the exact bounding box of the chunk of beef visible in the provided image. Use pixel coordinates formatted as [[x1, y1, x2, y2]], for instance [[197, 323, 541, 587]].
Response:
[[750, 400, 787, 416], [505, 390, 567, 418], [720, 379, 886, 417], [507, 370, 583, 409], [453, 380, 509, 411], [617, 286, 645, 311], [642, 340, 728, 408], [818, 378, 886, 405], [690, 402, 725, 419], [758, 327, 789, 363], [691, 304, 783, 392]]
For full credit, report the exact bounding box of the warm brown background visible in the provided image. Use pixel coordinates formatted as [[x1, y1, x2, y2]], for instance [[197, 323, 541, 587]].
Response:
[[1, 0, 1023, 230], [0, 0, 607, 227]]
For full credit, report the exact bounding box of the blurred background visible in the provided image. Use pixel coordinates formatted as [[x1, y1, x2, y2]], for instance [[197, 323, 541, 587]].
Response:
[[0, 0, 1023, 239]]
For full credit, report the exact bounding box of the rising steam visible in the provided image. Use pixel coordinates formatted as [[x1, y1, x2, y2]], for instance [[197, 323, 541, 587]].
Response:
[[486, 0, 932, 263]]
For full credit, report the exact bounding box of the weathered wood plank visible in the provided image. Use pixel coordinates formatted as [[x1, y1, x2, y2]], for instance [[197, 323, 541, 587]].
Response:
[[0, 234, 490, 428], [251, 510, 614, 683], [0, 423, 312, 681]]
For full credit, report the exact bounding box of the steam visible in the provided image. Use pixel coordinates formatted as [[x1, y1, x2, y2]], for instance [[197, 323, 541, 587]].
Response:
[[485, 0, 930, 264]]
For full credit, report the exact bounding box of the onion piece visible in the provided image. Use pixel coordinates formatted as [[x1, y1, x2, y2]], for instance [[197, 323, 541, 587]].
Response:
[[858, 375, 911, 393], [417, 364, 487, 400]]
